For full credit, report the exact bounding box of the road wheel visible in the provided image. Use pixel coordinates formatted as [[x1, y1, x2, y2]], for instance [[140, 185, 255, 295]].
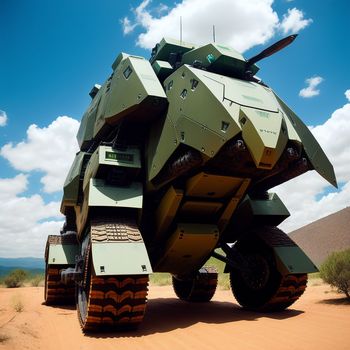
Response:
[[172, 267, 218, 302], [229, 231, 307, 311]]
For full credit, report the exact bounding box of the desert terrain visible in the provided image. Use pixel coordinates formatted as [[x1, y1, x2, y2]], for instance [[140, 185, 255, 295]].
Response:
[[0, 280, 349, 350], [290, 207, 350, 266]]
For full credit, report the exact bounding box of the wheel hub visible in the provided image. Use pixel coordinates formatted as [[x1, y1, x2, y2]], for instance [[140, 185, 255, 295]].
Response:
[[241, 254, 270, 290]]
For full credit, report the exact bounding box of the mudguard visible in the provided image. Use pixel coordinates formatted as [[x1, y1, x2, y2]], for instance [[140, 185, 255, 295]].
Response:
[[226, 195, 318, 274], [45, 235, 79, 265], [89, 218, 153, 276], [91, 242, 153, 276], [256, 227, 318, 274], [273, 246, 318, 274]]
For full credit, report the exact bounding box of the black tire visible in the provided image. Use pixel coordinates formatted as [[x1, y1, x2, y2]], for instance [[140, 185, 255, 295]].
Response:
[[172, 267, 218, 302], [229, 229, 307, 312]]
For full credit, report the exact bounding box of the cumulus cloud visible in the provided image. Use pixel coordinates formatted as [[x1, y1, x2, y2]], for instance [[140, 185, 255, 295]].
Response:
[[121, 17, 137, 35], [155, 3, 169, 15], [1, 116, 80, 193], [299, 76, 323, 98], [276, 89, 350, 232], [0, 110, 8, 127], [0, 174, 63, 257], [122, 0, 280, 52], [0, 174, 28, 200], [0, 116, 80, 257], [280, 8, 312, 34], [345, 89, 350, 101], [121, 1, 313, 53]]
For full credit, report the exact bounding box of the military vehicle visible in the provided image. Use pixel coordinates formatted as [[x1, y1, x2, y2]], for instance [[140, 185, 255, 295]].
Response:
[[44, 35, 336, 332]]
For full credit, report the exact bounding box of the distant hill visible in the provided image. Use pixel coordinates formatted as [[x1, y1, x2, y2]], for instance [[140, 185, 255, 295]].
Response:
[[0, 265, 44, 278], [289, 207, 350, 267], [0, 257, 45, 278], [0, 257, 45, 269]]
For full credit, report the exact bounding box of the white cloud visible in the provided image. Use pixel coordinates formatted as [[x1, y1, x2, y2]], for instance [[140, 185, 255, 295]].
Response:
[[0, 173, 28, 200], [276, 89, 350, 232], [299, 76, 323, 98], [121, 17, 137, 35], [0, 116, 80, 257], [1, 116, 80, 193], [122, 1, 313, 53], [123, 0, 280, 52], [0, 110, 8, 127], [0, 175, 63, 258], [345, 89, 350, 101], [155, 3, 169, 15], [280, 8, 312, 34]]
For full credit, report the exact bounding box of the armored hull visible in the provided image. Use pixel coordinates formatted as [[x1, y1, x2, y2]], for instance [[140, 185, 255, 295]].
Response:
[[44, 36, 336, 332]]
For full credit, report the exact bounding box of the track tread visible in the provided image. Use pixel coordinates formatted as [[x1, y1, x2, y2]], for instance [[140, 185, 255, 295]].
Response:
[[173, 267, 218, 302], [44, 265, 75, 305], [77, 216, 149, 332], [261, 274, 308, 311], [234, 273, 308, 312], [91, 218, 143, 243], [79, 275, 149, 332]]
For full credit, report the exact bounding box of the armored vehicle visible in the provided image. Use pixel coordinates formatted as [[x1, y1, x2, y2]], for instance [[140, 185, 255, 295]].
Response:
[[44, 35, 336, 332]]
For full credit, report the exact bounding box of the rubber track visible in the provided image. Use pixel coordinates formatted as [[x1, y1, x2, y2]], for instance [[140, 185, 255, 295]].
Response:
[[255, 226, 297, 247], [258, 273, 307, 312], [80, 275, 149, 332], [79, 217, 149, 332], [45, 265, 75, 305], [91, 217, 143, 242], [173, 267, 218, 302]]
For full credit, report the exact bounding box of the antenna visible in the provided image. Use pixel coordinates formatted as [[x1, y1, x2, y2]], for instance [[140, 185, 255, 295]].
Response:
[[180, 16, 183, 44], [213, 25, 216, 43]]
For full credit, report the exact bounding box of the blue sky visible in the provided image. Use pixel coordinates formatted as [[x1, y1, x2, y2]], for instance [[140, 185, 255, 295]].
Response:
[[0, 0, 349, 257]]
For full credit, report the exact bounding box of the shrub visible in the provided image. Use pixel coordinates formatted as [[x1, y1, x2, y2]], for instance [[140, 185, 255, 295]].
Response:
[[30, 274, 44, 287], [12, 294, 24, 312], [320, 248, 350, 299], [13, 301, 24, 312], [4, 269, 28, 288], [0, 334, 10, 343]]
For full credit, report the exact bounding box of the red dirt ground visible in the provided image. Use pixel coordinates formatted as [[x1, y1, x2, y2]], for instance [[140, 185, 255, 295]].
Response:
[[0, 282, 349, 350]]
